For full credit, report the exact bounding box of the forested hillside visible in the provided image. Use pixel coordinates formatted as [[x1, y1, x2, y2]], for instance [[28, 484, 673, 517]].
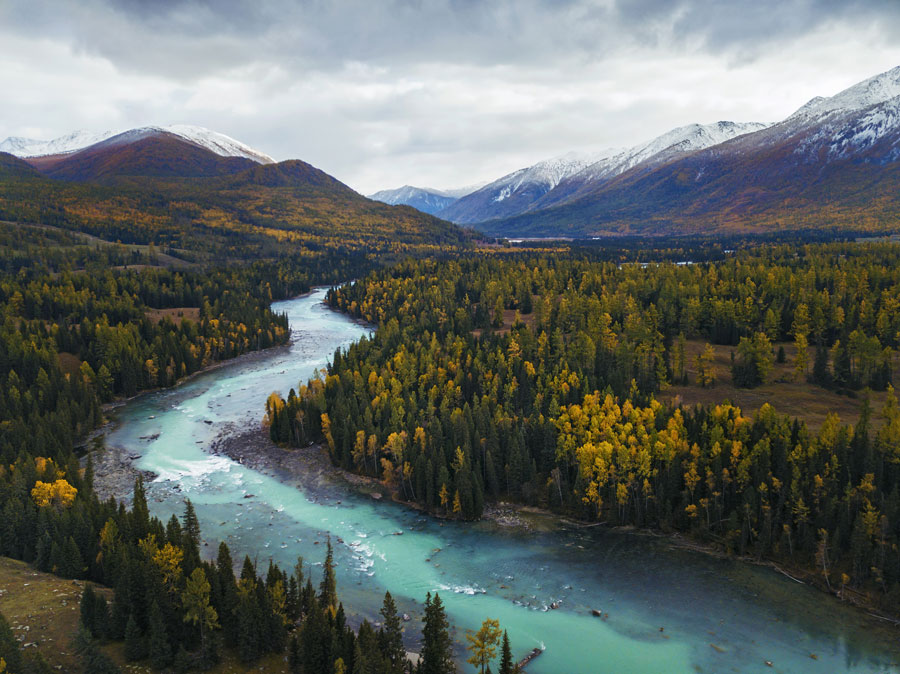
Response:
[[269, 244, 900, 613], [0, 138, 470, 266]]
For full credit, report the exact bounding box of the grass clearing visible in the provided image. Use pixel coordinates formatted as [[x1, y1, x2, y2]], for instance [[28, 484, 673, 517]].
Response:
[[0, 556, 95, 672], [144, 307, 201, 325], [661, 339, 892, 431]]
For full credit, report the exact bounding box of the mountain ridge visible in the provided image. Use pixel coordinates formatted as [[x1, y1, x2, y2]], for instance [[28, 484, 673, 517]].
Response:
[[475, 65, 900, 237]]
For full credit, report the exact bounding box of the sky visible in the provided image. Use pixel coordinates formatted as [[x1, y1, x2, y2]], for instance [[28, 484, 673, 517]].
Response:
[[2, 0, 900, 195]]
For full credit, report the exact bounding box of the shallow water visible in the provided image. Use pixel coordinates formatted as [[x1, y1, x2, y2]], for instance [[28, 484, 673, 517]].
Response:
[[104, 288, 900, 673]]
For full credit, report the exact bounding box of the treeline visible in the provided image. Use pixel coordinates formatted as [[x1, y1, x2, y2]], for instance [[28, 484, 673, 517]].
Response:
[[267, 244, 900, 610]]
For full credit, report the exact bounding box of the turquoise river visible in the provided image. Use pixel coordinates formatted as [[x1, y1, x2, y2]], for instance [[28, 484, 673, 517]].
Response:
[[102, 288, 900, 674]]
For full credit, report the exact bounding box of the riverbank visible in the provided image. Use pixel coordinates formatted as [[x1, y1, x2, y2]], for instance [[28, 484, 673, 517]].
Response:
[[96, 285, 327, 420], [208, 424, 900, 628], [89, 411, 900, 630]]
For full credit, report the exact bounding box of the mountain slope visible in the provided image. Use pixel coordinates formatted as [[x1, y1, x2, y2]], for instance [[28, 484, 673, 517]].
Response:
[[531, 121, 768, 210], [0, 134, 468, 262], [1, 125, 273, 163], [368, 185, 460, 215], [28, 133, 257, 182], [437, 151, 613, 224], [440, 121, 766, 225], [482, 65, 900, 237]]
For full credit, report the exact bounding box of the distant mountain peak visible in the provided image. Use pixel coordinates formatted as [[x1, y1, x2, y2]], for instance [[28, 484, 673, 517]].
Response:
[[368, 185, 464, 215], [788, 65, 900, 122], [0, 125, 274, 164]]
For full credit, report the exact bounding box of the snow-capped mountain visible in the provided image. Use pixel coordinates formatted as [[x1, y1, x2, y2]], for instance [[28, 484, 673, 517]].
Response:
[[481, 64, 900, 238], [0, 130, 119, 158], [1, 125, 274, 164], [440, 121, 765, 224], [369, 183, 486, 215], [368, 186, 461, 215], [534, 121, 769, 209], [437, 150, 618, 224]]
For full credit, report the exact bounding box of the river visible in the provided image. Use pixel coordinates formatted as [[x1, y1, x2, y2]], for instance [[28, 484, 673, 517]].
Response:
[[102, 288, 900, 674]]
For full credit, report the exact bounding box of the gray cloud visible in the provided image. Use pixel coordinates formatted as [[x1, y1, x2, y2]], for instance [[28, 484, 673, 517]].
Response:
[[1, 0, 900, 193]]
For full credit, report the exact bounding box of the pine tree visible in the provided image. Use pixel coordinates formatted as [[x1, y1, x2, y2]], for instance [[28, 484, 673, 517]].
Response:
[[421, 592, 454, 674], [320, 536, 337, 612], [498, 630, 513, 674], [379, 592, 405, 673], [132, 478, 150, 540], [80, 585, 97, 636], [148, 600, 172, 669], [0, 614, 23, 674], [73, 626, 120, 674], [124, 613, 145, 661], [181, 499, 201, 573], [216, 542, 239, 643]]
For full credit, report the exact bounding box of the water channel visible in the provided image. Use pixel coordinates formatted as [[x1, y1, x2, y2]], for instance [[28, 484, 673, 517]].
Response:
[[103, 288, 900, 673]]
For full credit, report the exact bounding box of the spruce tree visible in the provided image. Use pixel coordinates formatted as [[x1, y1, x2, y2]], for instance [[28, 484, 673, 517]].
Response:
[[124, 613, 145, 661], [379, 591, 405, 673], [498, 630, 513, 674], [80, 585, 97, 636], [73, 626, 120, 674], [0, 613, 24, 673], [216, 542, 239, 643], [63, 535, 83, 578], [320, 537, 338, 611], [132, 478, 150, 540], [421, 592, 454, 674], [148, 600, 172, 669]]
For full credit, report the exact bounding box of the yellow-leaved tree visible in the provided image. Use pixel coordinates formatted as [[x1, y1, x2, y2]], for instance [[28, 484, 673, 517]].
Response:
[[31, 479, 77, 509]]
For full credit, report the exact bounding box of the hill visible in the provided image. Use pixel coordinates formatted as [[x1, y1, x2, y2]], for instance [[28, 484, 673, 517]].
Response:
[[0, 127, 469, 263]]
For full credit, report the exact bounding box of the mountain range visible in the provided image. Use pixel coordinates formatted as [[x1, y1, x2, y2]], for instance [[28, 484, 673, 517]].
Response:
[[4, 64, 900, 243], [0, 125, 467, 261], [371, 65, 900, 238]]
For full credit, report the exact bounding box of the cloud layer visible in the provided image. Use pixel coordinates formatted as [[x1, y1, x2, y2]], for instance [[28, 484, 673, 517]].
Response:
[[2, 0, 900, 193]]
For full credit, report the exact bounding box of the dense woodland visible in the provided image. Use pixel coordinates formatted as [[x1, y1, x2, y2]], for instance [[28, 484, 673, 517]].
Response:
[[268, 243, 900, 611], [4, 205, 900, 671], [0, 221, 520, 673]]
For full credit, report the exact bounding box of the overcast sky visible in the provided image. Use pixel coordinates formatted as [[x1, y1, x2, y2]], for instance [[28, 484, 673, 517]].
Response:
[[2, 0, 900, 194]]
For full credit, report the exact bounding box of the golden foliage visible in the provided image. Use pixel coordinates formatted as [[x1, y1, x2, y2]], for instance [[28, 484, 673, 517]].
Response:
[[31, 479, 77, 509]]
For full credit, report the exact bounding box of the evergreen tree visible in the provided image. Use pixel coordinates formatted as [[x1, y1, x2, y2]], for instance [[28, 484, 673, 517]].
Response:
[[124, 613, 145, 662], [379, 592, 405, 673], [148, 600, 172, 670], [320, 536, 338, 612], [498, 631, 513, 674], [73, 626, 120, 674], [0, 613, 24, 674], [132, 478, 150, 540], [421, 592, 454, 674], [80, 584, 97, 636]]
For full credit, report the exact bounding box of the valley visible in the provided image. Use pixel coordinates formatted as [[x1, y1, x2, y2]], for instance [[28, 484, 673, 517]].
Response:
[[2, 34, 900, 674], [93, 290, 900, 673]]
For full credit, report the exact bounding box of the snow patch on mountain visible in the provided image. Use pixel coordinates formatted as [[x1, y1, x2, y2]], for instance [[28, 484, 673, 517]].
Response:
[[1, 125, 274, 164], [788, 65, 900, 123], [574, 121, 769, 183], [486, 150, 619, 202], [163, 125, 274, 164], [0, 130, 119, 158], [367, 185, 461, 215]]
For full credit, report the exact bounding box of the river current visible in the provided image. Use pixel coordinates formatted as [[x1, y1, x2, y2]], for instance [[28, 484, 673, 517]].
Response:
[[103, 288, 900, 673]]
